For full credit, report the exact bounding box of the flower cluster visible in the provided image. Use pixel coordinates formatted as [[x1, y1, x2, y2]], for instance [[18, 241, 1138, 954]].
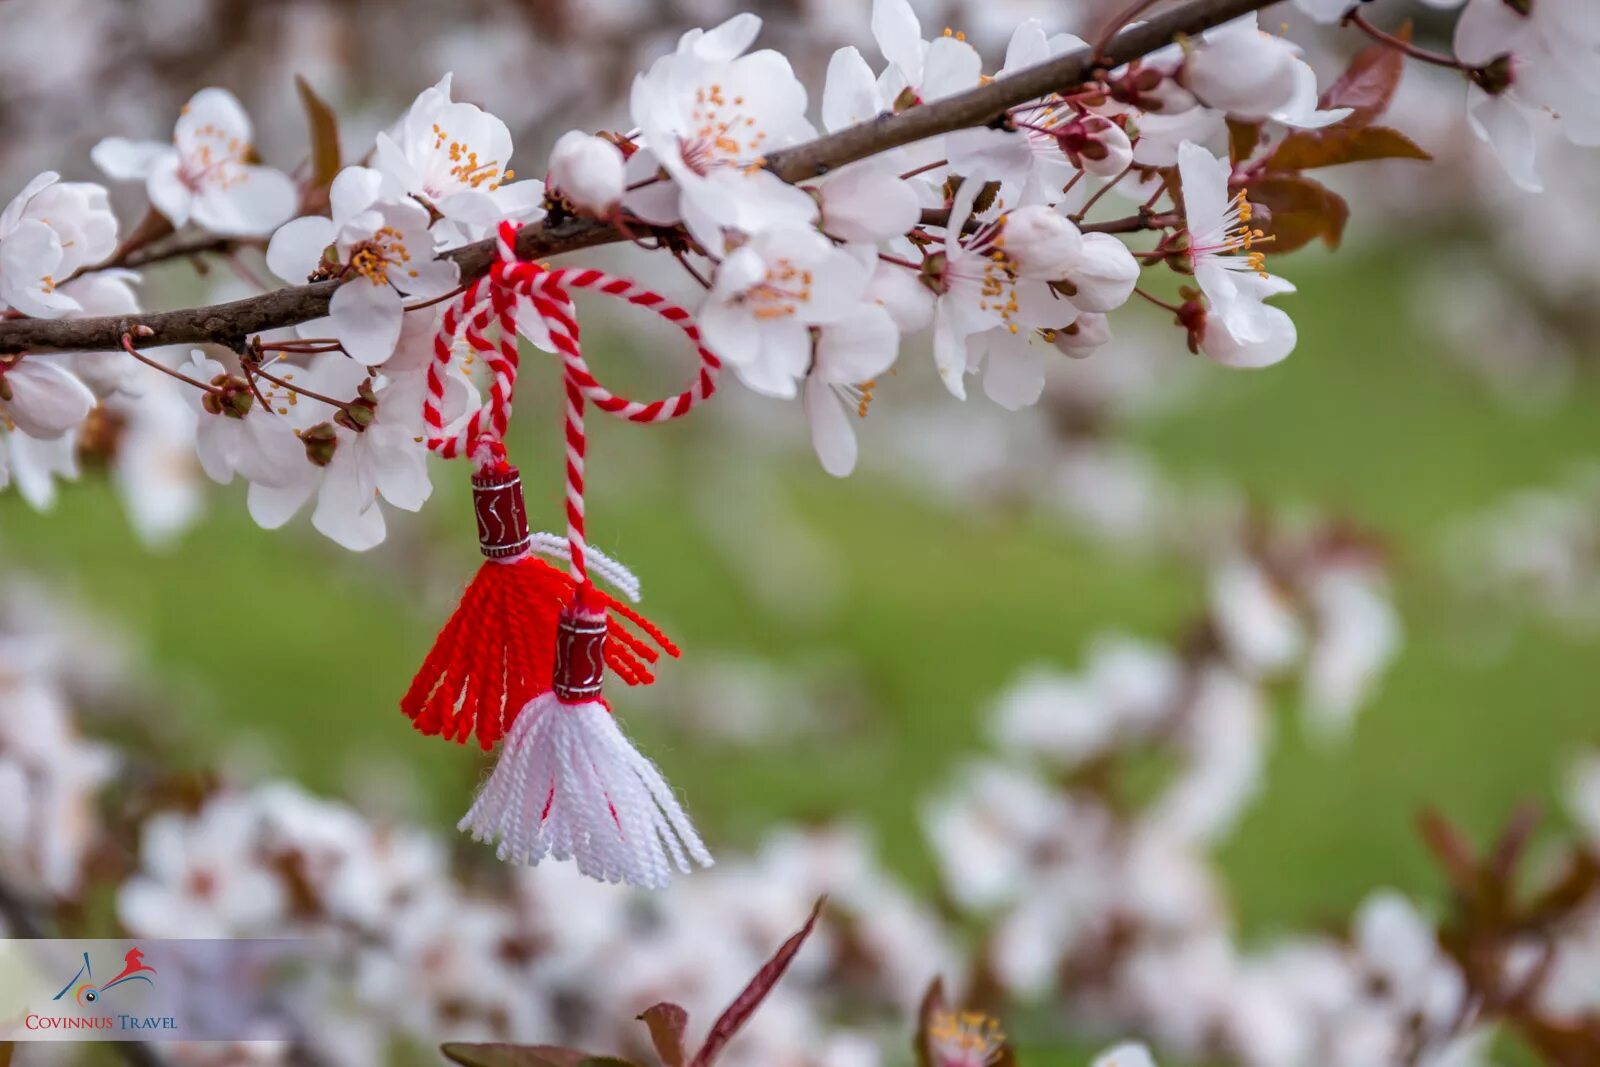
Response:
[[0, 0, 1590, 549]]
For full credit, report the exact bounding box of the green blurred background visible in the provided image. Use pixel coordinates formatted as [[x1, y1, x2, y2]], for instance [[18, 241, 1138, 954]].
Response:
[[2, 244, 1597, 971]]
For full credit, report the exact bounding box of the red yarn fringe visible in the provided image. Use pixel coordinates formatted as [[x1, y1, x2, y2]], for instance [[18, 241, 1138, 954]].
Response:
[[400, 556, 678, 750]]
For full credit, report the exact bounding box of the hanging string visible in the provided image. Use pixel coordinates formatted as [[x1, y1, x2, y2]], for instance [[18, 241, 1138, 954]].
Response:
[[422, 221, 723, 585]]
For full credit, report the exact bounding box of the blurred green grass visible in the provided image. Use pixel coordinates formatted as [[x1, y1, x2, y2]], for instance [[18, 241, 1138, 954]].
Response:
[[2, 245, 1598, 953]]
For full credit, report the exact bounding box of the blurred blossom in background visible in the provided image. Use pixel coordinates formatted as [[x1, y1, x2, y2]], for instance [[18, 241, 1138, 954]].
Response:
[[1, 1, 1599, 1066]]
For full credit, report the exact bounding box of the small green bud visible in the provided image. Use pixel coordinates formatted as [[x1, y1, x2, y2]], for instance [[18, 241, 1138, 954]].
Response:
[[1471, 54, 1515, 96], [223, 384, 254, 419], [301, 422, 339, 467]]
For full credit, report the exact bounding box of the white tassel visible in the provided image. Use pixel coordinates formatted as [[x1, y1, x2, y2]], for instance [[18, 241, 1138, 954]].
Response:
[[458, 692, 713, 889]]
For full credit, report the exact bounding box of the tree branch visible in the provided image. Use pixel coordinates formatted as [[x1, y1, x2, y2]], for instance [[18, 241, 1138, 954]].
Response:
[[0, 0, 1271, 356]]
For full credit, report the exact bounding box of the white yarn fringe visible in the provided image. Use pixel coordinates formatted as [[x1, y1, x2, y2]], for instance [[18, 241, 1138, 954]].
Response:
[[458, 693, 712, 889], [527, 532, 642, 603]]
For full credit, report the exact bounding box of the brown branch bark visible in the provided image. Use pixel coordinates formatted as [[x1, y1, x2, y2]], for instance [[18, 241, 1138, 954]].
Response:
[[0, 0, 1273, 356]]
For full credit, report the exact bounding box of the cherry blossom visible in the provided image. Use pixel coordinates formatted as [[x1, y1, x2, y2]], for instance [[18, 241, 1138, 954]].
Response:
[[0, 667, 115, 897], [819, 44, 947, 216], [926, 182, 1135, 404], [629, 14, 818, 250], [119, 794, 289, 938], [871, 0, 983, 107], [547, 131, 625, 216], [1210, 556, 1304, 675], [267, 166, 459, 364], [93, 87, 296, 236], [373, 74, 547, 244], [1301, 564, 1401, 737], [0, 424, 77, 510], [814, 162, 921, 245], [0, 357, 95, 440], [181, 350, 306, 488], [0, 172, 119, 318], [1184, 15, 1351, 129], [243, 352, 432, 551], [1177, 141, 1298, 368], [1454, 0, 1600, 193], [700, 227, 870, 398], [804, 303, 900, 477], [1053, 312, 1112, 358]]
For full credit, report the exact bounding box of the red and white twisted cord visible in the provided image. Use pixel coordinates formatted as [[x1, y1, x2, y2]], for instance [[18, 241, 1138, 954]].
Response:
[[422, 222, 722, 583]]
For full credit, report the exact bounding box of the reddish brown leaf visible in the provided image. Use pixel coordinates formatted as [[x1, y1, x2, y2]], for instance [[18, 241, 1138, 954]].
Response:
[[1526, 850, 1600, 925], [1245, 176, 1348, 253], [1269, 126, 1431, 172], [295, 75, 343, 191], [1227, 119, 1263, 165], [1418, 808, 1480, 896], [1489, 801, 1543, 883], [442, 1045, 628, 1067], [912, 977, 950, 1067], [1320, 23, 1411, 128], [639, 1003, 690, 1067], [690, 898, 824, 1067]]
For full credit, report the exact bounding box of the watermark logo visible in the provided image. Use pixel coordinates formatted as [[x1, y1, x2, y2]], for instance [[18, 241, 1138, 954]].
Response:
[[52, 948, 157, 1008], [1, 938, 304, 1042]]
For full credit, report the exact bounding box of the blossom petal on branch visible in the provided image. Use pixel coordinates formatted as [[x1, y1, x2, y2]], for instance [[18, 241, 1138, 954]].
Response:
[[822, 47, 881, 132], [91, 139, 169, 182], [328, 280, 403, 366], [1466, 86, 1543, 194], [816, 162, 919, 244], [366, 424, 431, 513], [266, 215, 336, 285], [2, 361, 95, 438], [804, 372, 858, 478], [194, 165, 298, 237]]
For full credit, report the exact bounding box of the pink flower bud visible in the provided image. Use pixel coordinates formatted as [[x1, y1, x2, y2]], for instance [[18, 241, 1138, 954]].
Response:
[[1053, 313, 1111, 358], [548, 131, 625, 215], [1058, 116, 1134, 178], [1001, 206, 1084, 280]]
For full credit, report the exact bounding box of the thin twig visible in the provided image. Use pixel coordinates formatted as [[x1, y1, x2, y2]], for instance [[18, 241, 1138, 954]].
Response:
[[899, 158, 949, 180], [1134, 286, 1181, 313], [919, 206, 1177, 235], [1344, 10, 1467, 70], [120, 331, 220, 394], [1072, 163, 1134, 222], [671, 249, 712, 289], [404, 281, 473, 311], [1092, 0, 1166, 63]]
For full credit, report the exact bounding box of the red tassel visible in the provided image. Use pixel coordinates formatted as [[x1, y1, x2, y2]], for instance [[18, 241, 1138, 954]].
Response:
[[401, 463, 678, 750]]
